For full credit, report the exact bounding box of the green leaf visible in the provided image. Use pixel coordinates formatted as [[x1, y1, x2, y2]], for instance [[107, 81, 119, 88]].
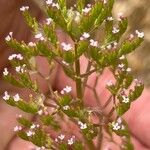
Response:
[[129, 84, 144, 101], [59, 95, 71, 106], [77, 41, 89, 57], [36, 42, 54, 59], [47, 7, 67, 31], [40, 115, 60, 130], [43, 24, 57, 45], [59, 143, 68, 150], [31, 129, 51, 148], [17, 117, 32, 128], [23, 11, 39, 32], [118, 38, 144, 57], [16, 101, 38, 114], [17, 131, 29, 141], [63, 51, 75, 64], [80, 2, 103, 32], [3, 75, 24, 88], [116, 103, 130, 116], [77, 0, 85, 13]]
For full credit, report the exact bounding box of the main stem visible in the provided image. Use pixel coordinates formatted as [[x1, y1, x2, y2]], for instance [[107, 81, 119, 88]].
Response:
[[75, 43, 83, 103]]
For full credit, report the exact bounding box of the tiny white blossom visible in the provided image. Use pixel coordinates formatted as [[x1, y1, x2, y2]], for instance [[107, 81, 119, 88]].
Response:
[[82, 32, 90, 39], [78, 121, 87, 130], [46, 18, 53, 25], [3, 91, 10, 100], [35, 33, 44, 41], [15, 66, 21, 73], [106, 44, 112, 50], [107, 16, 114, 21], [62, 61, 69, 66], [3, 68, 9, 76], [126, 67, 131, 72], [82, 7, 91, 14], [13, 94, 20, 102], [61, 42, 73, 51], [28, 42, 36, 47], [27, 130, 35, 137], [112, 122, 121, 130], [112, 27, 120, 34], [14, 126, 22, 132], [46, 0, 53, 5], [118, 12, 124, 21], [118, 63, 125, 69], [52, 3, 60, 9], [35, 147, 46, 150], [135, 30, 144, 38], [63, 105, 70, 110], [20, 6, 29, 12], [134, 79, 142, 86], [68, 137, 74, 145], [58, 134, 65, 140], [5, 32, 13, 41], [38, 109, 43, 115], [103, 0, 107, 4], [106, 80, 113, 87], [122, 95, 129, 103], [61, 86, 72, 94], [117, 117, 122, 124], [129, 34, 135, 41], [16, 54, 23, 60], [119, 55, 125, 60], [30, 124, 36, 129], [90, 39, 98, 47]]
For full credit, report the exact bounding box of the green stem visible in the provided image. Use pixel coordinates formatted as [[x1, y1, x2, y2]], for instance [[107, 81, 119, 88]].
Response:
[[75, 43, 83, 103]]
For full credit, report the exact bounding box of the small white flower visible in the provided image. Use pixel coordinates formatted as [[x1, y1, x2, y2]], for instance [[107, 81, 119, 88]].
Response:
[[106, 44, 112, 50], [27, 130, 35, 137], [28, 42, 36, 47], [82, 7, 91, 14], [38, 109, 43, 115], [63, 105, 70, 110], [103, 0, 107, 4], [3, 68, 9, 76], [55, 138, 58, 142], [62, 61, 69, 66], [119, 55, 125, 60], [134, 79, 142, 86], [46, 18, 53, 25], [36, 147, 46, 150], [118, 12, 124, 21], [13, 94, 20, 102], [61, 86, 72, 94], [35, 33, 44, 41], [135, 30, 144, 38], [106, 80, 113, 87], [52, 3, 60, 9], [20, 6, 29, 12], [112, 122, 121, 130], [15, 66, 21, 73], [5, 32, 13, 41], [118, 63, 125, 69], [107, 16, 114, 21], [68, 137, 74, 145], [82, 32, 90, 39], [122, 95, 129, 103], [90, 39, 98, 47], [3, 91, 10, 100], [14, 126, 22, 132], [117, 117, 122, 124], [126, 67, 131, 72], [46, 0, 53, 5], [58, 134, 65, 140], [78, 121, 87, 130], [129, 34, 135, 41], [16, 54, 23, 60], [61, 42, 73, 51], [112, 27, 120, 34], [30, 124, 36, 129]]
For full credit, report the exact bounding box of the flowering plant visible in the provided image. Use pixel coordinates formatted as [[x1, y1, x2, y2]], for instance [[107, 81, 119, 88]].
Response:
[[3, 0, 144, 149]]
